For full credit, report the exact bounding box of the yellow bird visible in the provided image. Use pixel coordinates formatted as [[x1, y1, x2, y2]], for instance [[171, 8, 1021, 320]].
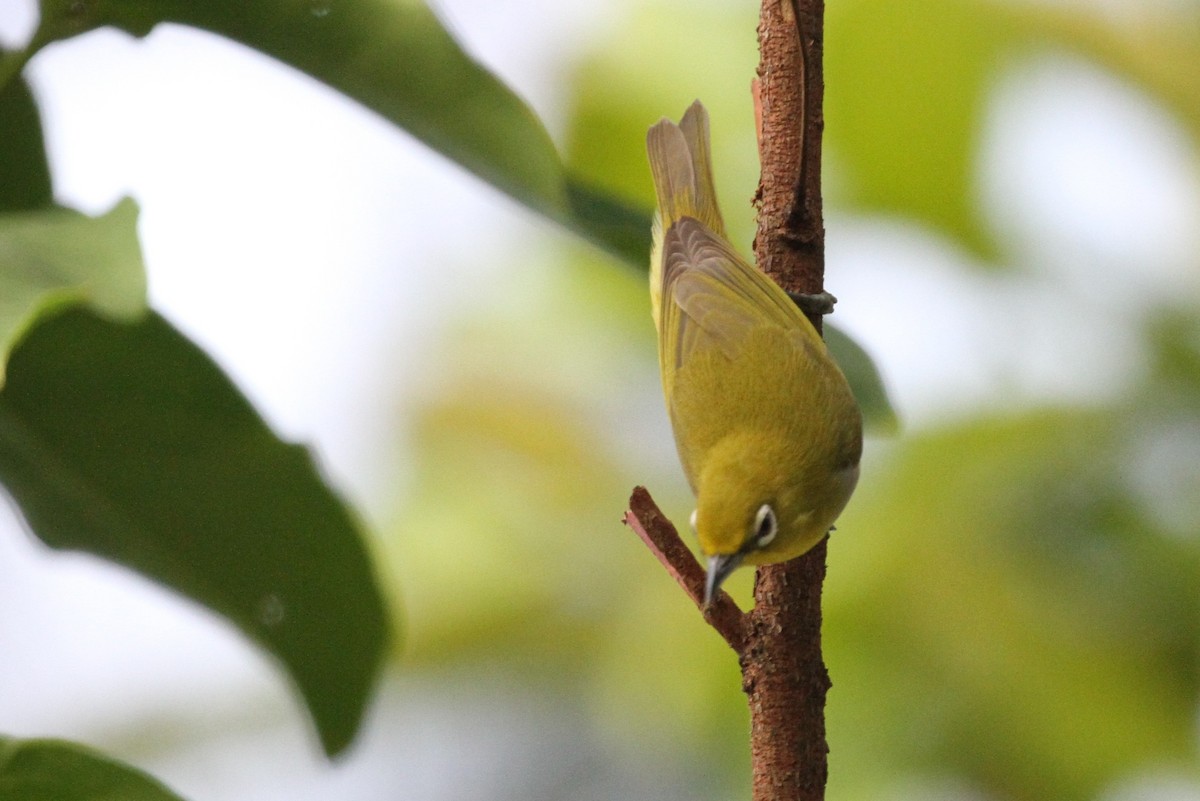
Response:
[[646, 101, 863, 604]]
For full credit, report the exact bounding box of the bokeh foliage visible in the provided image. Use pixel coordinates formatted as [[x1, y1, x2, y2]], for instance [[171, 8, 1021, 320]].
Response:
[[0, 736, 187, 801]]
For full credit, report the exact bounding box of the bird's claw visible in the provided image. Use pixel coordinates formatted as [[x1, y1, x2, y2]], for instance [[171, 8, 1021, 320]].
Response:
[[787, 290, 837, 316]]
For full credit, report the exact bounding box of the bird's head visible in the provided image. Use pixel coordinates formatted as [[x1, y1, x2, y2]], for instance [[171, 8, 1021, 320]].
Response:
[[690, 429, 857, 605]]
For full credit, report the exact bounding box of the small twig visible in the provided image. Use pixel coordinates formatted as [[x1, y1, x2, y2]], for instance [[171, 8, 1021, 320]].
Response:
[[623, 487, 749, 652]]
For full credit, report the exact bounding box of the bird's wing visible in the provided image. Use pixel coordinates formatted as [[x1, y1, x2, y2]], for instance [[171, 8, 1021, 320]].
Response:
[[659, 217, 824, 378]]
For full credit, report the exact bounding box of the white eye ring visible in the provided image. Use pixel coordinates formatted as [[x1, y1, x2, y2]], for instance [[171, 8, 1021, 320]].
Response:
[[753, 504, 778, 548], [689, 509, 698, 532]]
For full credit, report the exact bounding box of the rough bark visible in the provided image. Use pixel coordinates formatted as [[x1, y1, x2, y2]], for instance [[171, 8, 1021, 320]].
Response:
[[747, 1, 831, 800]]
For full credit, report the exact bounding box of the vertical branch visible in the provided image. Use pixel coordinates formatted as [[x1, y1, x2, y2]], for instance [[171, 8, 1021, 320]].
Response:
[[748, 1, 830, 800], [755, 0, 826, 295]]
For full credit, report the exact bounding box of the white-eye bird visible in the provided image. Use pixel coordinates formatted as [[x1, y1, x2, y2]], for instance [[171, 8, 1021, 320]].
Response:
[[646, 101, 863, 605]]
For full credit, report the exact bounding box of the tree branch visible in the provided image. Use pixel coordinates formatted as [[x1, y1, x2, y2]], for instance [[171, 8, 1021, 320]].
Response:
[[746, 0, 831, 799]]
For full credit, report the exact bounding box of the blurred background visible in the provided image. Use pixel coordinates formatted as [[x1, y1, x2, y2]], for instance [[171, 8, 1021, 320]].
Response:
[[1, 0, 1198, 799]]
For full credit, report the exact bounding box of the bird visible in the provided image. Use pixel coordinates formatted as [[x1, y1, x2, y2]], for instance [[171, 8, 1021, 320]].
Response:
[[646, 100, 863, 605]]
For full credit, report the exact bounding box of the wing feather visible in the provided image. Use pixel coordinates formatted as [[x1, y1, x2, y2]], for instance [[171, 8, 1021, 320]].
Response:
[[647, 101, 726, 336], [658, 218, 826, 394], [648, 102, 831, 417]]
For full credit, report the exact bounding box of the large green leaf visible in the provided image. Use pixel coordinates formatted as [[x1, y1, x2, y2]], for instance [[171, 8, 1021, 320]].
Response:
[[0, 308, 390, 756], [0, 73, 53, 213], [0, 199, 146, 384], [0, 736, 187, 801]]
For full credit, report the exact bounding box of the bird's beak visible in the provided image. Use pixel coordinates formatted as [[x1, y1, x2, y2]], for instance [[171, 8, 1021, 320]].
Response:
[[704, 553, 743, 607]]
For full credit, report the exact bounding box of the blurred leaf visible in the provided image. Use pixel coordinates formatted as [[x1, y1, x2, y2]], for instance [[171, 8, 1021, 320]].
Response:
[[0, 199, 146, 385], [0, 74, 53, 213], [379, 249, 754, 783], [826, 410, 1200, 801], [29, 0, 645, 263], [565, 179, 653, 269], [0, 308, 390, 756], [1150, 309, 1200, 405], [826, 323, 898, 433], [0, 736, 187, 801], [387, 252, 651, 667], [826, 0, 1018, 259]]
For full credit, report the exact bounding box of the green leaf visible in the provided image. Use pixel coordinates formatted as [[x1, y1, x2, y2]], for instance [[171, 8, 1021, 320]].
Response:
[[0, 736, 187, 801], [0, 308, 390, 757], [0, 74, 53, 213], [826, 323, 898, 434], [0, 198, 146, 385]]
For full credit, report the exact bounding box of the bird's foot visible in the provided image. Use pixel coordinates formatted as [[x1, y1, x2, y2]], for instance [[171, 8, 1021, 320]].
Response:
[[787, 290, 837, 316]]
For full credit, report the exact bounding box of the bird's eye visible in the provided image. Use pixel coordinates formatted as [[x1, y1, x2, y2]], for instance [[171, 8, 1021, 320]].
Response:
[[689, 509, 698, 532], [752, 504, 777, 548]]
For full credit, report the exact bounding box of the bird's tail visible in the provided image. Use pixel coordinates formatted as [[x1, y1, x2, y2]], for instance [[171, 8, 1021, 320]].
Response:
[[645, 100, 726, 236], [646, 101, 727, 334]]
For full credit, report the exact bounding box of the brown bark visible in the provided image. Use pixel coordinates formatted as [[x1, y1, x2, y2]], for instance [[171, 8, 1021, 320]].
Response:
[[747, 1, 831, 800], [745, 545, 830, 801], [755, 0, 825, 295]]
